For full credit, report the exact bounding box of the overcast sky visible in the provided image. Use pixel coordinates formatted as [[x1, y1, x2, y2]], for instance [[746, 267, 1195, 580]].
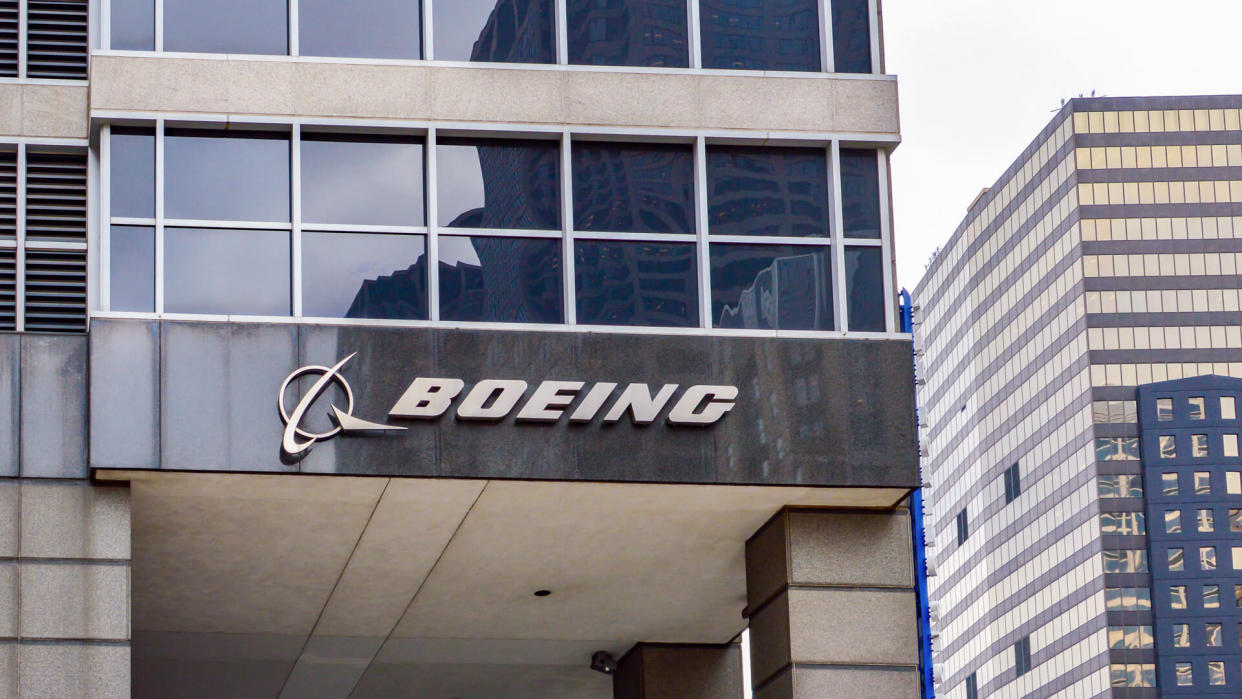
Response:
[[884, 0, 1242, 291]]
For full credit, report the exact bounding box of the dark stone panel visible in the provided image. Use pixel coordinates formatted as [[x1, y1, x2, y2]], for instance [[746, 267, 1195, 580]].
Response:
[[0, 336, 17, 476], [1079, 132, 1242, 148], [89, 320, 159, 470], [20, 335, 87, 478], [1069, 95, 1242, 112]]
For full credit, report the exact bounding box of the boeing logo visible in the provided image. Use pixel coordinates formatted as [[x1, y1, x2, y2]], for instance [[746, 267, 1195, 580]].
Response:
[[278, 355, 738, 458]]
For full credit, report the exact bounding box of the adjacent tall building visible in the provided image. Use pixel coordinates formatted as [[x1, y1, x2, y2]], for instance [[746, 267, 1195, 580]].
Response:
[[916, 95, 1242, 697]]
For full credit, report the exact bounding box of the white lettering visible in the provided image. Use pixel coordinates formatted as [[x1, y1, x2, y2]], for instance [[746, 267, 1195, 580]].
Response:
[[456, 379, 529, 421], [602, 383, 678, 425], [389, 378, 465, 418], [569, 382, 617, 422], [516, 381, 584, 422], [667, 385, 738, 426]]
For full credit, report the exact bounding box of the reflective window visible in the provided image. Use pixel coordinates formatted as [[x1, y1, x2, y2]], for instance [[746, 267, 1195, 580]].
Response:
[[1173, 623, 1190, 647], [1230, 471, 1242, 494], [1165, 509, 1181, 533], [840, 149, 881, 238], [438, 138, 560, 230], [301, 134, 424, 226], [830, 0, 871, 73], [1101, 511, 1145, 535], [1107, 625, 1153, 649], [1169, 548, 1184, 572], [1158, 397, 1174, 420], [1104, 587, 1151, 611], [1102, 549, 1147, 573], [302, 232, 427, 319], [706, 146, 828, 237], [1099, 474, 1143, 498], [1223, 396, 1237, 419], [845, 246, 884, 331], [574, 241, 697, 327], [439, 236, 562, 323], [1193, 433, 1209, 457], [165, 130, 290, 223], [572, 142, 694, 235], [1209, 661, 1225, 686], [1171, 585, 1188, 609], [1231, 509, 1242, 532], [434, 0, 554, 63], [1176, 663, 1193, 687], [1164, 472, 1180, 495], [110, 226, 154, 312], [164, 0, 288, 55], [1234, 546, 1242, 570], [1097, 438, 1140, 461], [1159, 435, 1176, 458], [1202, 546, 1217, 571], [1207, 623, 1223, 646], [1196, 471, 1212, 495], [111, 0, 154, 50], [1237, 585, 1242, 607], [710, 244, 831, 330], [1226, 434, 1239, 457], [699, 0, 820, 72], [109, 128, 155, 218], [164, 227, 290, 316], [1190, 396, 1206, 419], [1206, 584, 1221, 608], [566, 0, 688, 68], [300, 0, 421, 59], [1199, 508, 1215, 532]]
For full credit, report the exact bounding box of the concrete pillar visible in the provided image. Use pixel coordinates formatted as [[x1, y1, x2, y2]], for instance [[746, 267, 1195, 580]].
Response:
[[745, 508, 918, 699], [612, 642, 744, 699]]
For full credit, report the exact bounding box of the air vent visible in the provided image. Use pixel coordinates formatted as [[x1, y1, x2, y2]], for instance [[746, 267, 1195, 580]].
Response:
[[24, 248, 85, 332], [25, 0, 88, 80], [0, 149, 14, 239], [25, 150, 86, 242], [0, 248, 14, 331], [0, 1, 17, 77]]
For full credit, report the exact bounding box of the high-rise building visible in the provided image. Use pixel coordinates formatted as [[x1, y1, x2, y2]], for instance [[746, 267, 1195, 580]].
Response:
[[0, 0, 921, 696], [915, 95, 1242, 698]]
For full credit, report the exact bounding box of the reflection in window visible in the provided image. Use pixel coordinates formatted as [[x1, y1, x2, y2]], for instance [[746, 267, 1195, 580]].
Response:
[[1163, 472, 1180, 495], [110, 226, 155, 312], [840, 149, 881, 238], [301, 232, 427, 319], [699, 0, 820, 71], [1206, 584, 1221, 608], [439, 236, 562, 323], [112, 0, 155, 50], [301, 135, 424, 226], [1199, 508, 1215, 532], [110, 128, 155, 218], [164, 0, 288, 55], [1236, 584, 1242, 607], [710, 244, 832, 330], [1107, 625, 1153, 649], [1202, 546, 1217, 571], [1168, 548, 1184, 572], [566, 0, 688, 67], [1206, 623, 1222, 647], [1171, 585, 1188, 609], [1196, 471, 1212, 494], [1173, 623, 1190, 647], [1226, 434, 1240, 457], [164, 228, 290, 316], [1100, 511, 1145, 535], [1157, 397, 1173, 420], [574, 241, 697, 327], [1098, 474, 1143, 498], [300, 0, 421, 59], [1223, 396, 1237, 420], [572, 142, 694, 235], [831, 0, 871, 73], [1176, 662, 1193, 687], [1159, 435, 1176, 458], [1190, 396, 1206, 419], [1104, 587, 1151, 610], [1096, 437, 1140, 461], [438, 138, 560, 230], [1193, 433, 1209, 457], [1209, 661, 1225, 686], [434, 0, 555, 63], [165, 130, 290, 223], [1231, 509, 1242, 532], [706, 146, 829, 237], [1102, 549, 1147, 573], [1229, 471, 1242, 494], [846, 247, 884, 331], [1233, 546, 1242, 570], [1165, 510, 1182, 533]]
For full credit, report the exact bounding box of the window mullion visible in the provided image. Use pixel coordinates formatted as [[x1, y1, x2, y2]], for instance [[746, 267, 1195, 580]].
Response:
[[154, 120, 165, 313], [290, 124, 302, 316], [422, 0, 433, 60], [154, 0, 163, 51], [829, 141, 848, 330], [693, 136, 709, 328], [100, 124, 112, 311], [15, 144, 24, 331], [288, 0, 299, 56], [561, 131, 575, 324], [426, 127, 439, 320], [17, 0, 26, 78]]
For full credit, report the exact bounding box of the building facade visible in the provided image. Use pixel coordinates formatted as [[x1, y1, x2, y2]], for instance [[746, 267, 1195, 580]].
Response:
[[0, 0, 920, 696], [915, 95, 1242, 698]]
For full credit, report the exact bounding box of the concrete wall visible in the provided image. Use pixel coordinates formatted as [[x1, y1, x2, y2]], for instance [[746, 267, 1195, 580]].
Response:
[[0, 84, 89, 139]]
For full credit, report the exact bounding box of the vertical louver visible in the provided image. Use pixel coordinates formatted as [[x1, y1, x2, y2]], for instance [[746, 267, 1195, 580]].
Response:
[[24, 150, 86, 242], [24, 249, 85, 332], [0, 1, 17, 77], [0, 248, 14, 331], [25, 0, 88, 79], [0, 150, 14, 239]]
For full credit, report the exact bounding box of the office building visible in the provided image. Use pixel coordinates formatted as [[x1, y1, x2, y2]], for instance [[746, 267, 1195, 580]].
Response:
[[0, 0, 920, 696], [915, 95, 1242, 697]]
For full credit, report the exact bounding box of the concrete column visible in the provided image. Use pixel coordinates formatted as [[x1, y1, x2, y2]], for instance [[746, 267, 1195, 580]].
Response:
[[0, 480, 132, 697], [745, 508, 918, 699], [613, 642, 744, 699]]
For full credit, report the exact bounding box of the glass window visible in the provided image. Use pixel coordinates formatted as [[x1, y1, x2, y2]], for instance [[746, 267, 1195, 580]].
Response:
[[1233, 546, 1242, 570], [300, 0, 421, 59], [1169, 548, 1184, 572], [1190, 396, 1206, 419], [1159, 435, 1176, 458], [1209, 661, 1225, 686], [830, 0, 871, 73], [710, 244, 832, 330], [302, 232, 427, 320], [165, 130, 290, 223], [840, 149, 881, 239], [1202, 546, 1217, 571], [1171, 585, 1188, 609], [164, 0, 288, 55], [1207, 623, 1223, 646], [1226, 434, 1240, 457], [438, 138, 560, 230], [1164, 472, 1180, 495], [1176, 662, 1193, 687], [164, 227, 290, 316], [109, 128, 155, 219], [1158, 397, 1174, 420], [1101, 512, 1145, 535], [1199, 508, 1215, 532], [1099, 474, 1143, 498], [301, 135, 424, 226], [433, 0, 554, 63], [1096, 438, 1139, 461], [439, 236, 563, 323], [845, 246, 884, 332], [572, 142, 694, 235], [706, 146, 829, 237], [1197, 471, 1212, 494], [109, 226, 155, 312], [566, 0, 689, 68], [1173, 623, 1190, 647], [1229, 471, 1241, 494], [1206, 584, 1221, 608], [1223, 396, 1237, 419], [1236, 585, 1242, 607], [1193, 434, 1209, 457], [1103, 549, 1147, 573], [111, 0, 155, 52], [699, 0, 821, 72], [1231, 509, 1242, 532], [574, 241, 697, 327], [1166, 509, 1182, 533], [1105, 587, 1151, 611]]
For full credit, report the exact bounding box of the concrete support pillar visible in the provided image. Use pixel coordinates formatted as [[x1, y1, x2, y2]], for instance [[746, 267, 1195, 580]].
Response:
[[612, 642, 744, 699], [745, 508, 918, 698]]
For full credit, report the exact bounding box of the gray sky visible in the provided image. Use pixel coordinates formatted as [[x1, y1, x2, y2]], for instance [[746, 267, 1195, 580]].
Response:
[[884, 0, 1242, 291]]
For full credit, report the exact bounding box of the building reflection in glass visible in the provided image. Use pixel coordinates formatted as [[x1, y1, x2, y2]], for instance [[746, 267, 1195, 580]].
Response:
[[699, 0, 821, 72], [304, 232, 428, 320], [706, 146, 829, 237], [566, 0, 688, 68], [575, 241, 697, 327], [572, 142, 695, 235], [436, 0, 555, 63], [711, 244, 832, 330], [439, 236, 563, 323]]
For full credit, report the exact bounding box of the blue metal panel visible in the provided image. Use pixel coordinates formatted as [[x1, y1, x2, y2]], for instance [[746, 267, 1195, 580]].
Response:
[[902, 288, 935, 698]]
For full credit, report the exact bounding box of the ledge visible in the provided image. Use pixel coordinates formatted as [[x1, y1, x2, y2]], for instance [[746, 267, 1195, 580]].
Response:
[[0, 83, 89, 139]]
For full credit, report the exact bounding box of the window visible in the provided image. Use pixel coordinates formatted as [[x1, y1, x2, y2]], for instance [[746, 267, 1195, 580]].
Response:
[[164, 0, 288, 55], [302, 233, 428, 320], [1190, 396, 1207, 419], [840, 150, 881, 239], [710, 245, 832, 330], [1164, 472, 1180, 495], [1176, 662, 1193, 687], [1013, 636, 1031, 677], [303, 134, 424, 227], [573, 142, 694, 235], [1196, 471, 1213, 495], [567, 0, 689, 67], [432, 0, 555, 63], [699, 0, 821, 71], [1228, 471, 1241, 494], [112, 0, 156, 50], [165, 129, 290, 222], [831, 0, 872, 73], [1004, 463, 1021, 503], [1166, 509, 1182, 533], [1209, 661, 1225, 686], [165, 228, 291, 316], [1227, 434, 1240, 457], [1093, 400, 1138, 424], [1158, 397, 1174, 420], [845, 247, 885, 332], [1173, 623, 1190, 647], [1193, 434, 1210, 457], [1107, 625, 1153, 649], [1206, 584, 1221, 608], [1100, 511, 1145, 535], [1103, 549, 1148, 573], [1110, 664, 1156, 688], [1233, 546, 1242, 570], [1169, 548, 1184, 572], [965, 673, 977, 699], [1105, 587, 1151, 611], [1172, 585, 1188, 609], [1096, 437, 1140, 461], [1223, 396, 1237, 420], [1202, 546, 1218, 571], [1206, 623, 1223, 647], [111, 226, 155, 313], [1160, 435, 1177, 458], [1099, 474, 1143, 498], [1199, 508, 1215, 532], [574, 242, 697, 327], [301, 0, 422, 59], [1236, 584, 1242, 607], [956, 509, 968, 546]]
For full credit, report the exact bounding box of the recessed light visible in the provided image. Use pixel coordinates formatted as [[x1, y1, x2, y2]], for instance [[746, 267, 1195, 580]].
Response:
[[534, 589, 552, 597]]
